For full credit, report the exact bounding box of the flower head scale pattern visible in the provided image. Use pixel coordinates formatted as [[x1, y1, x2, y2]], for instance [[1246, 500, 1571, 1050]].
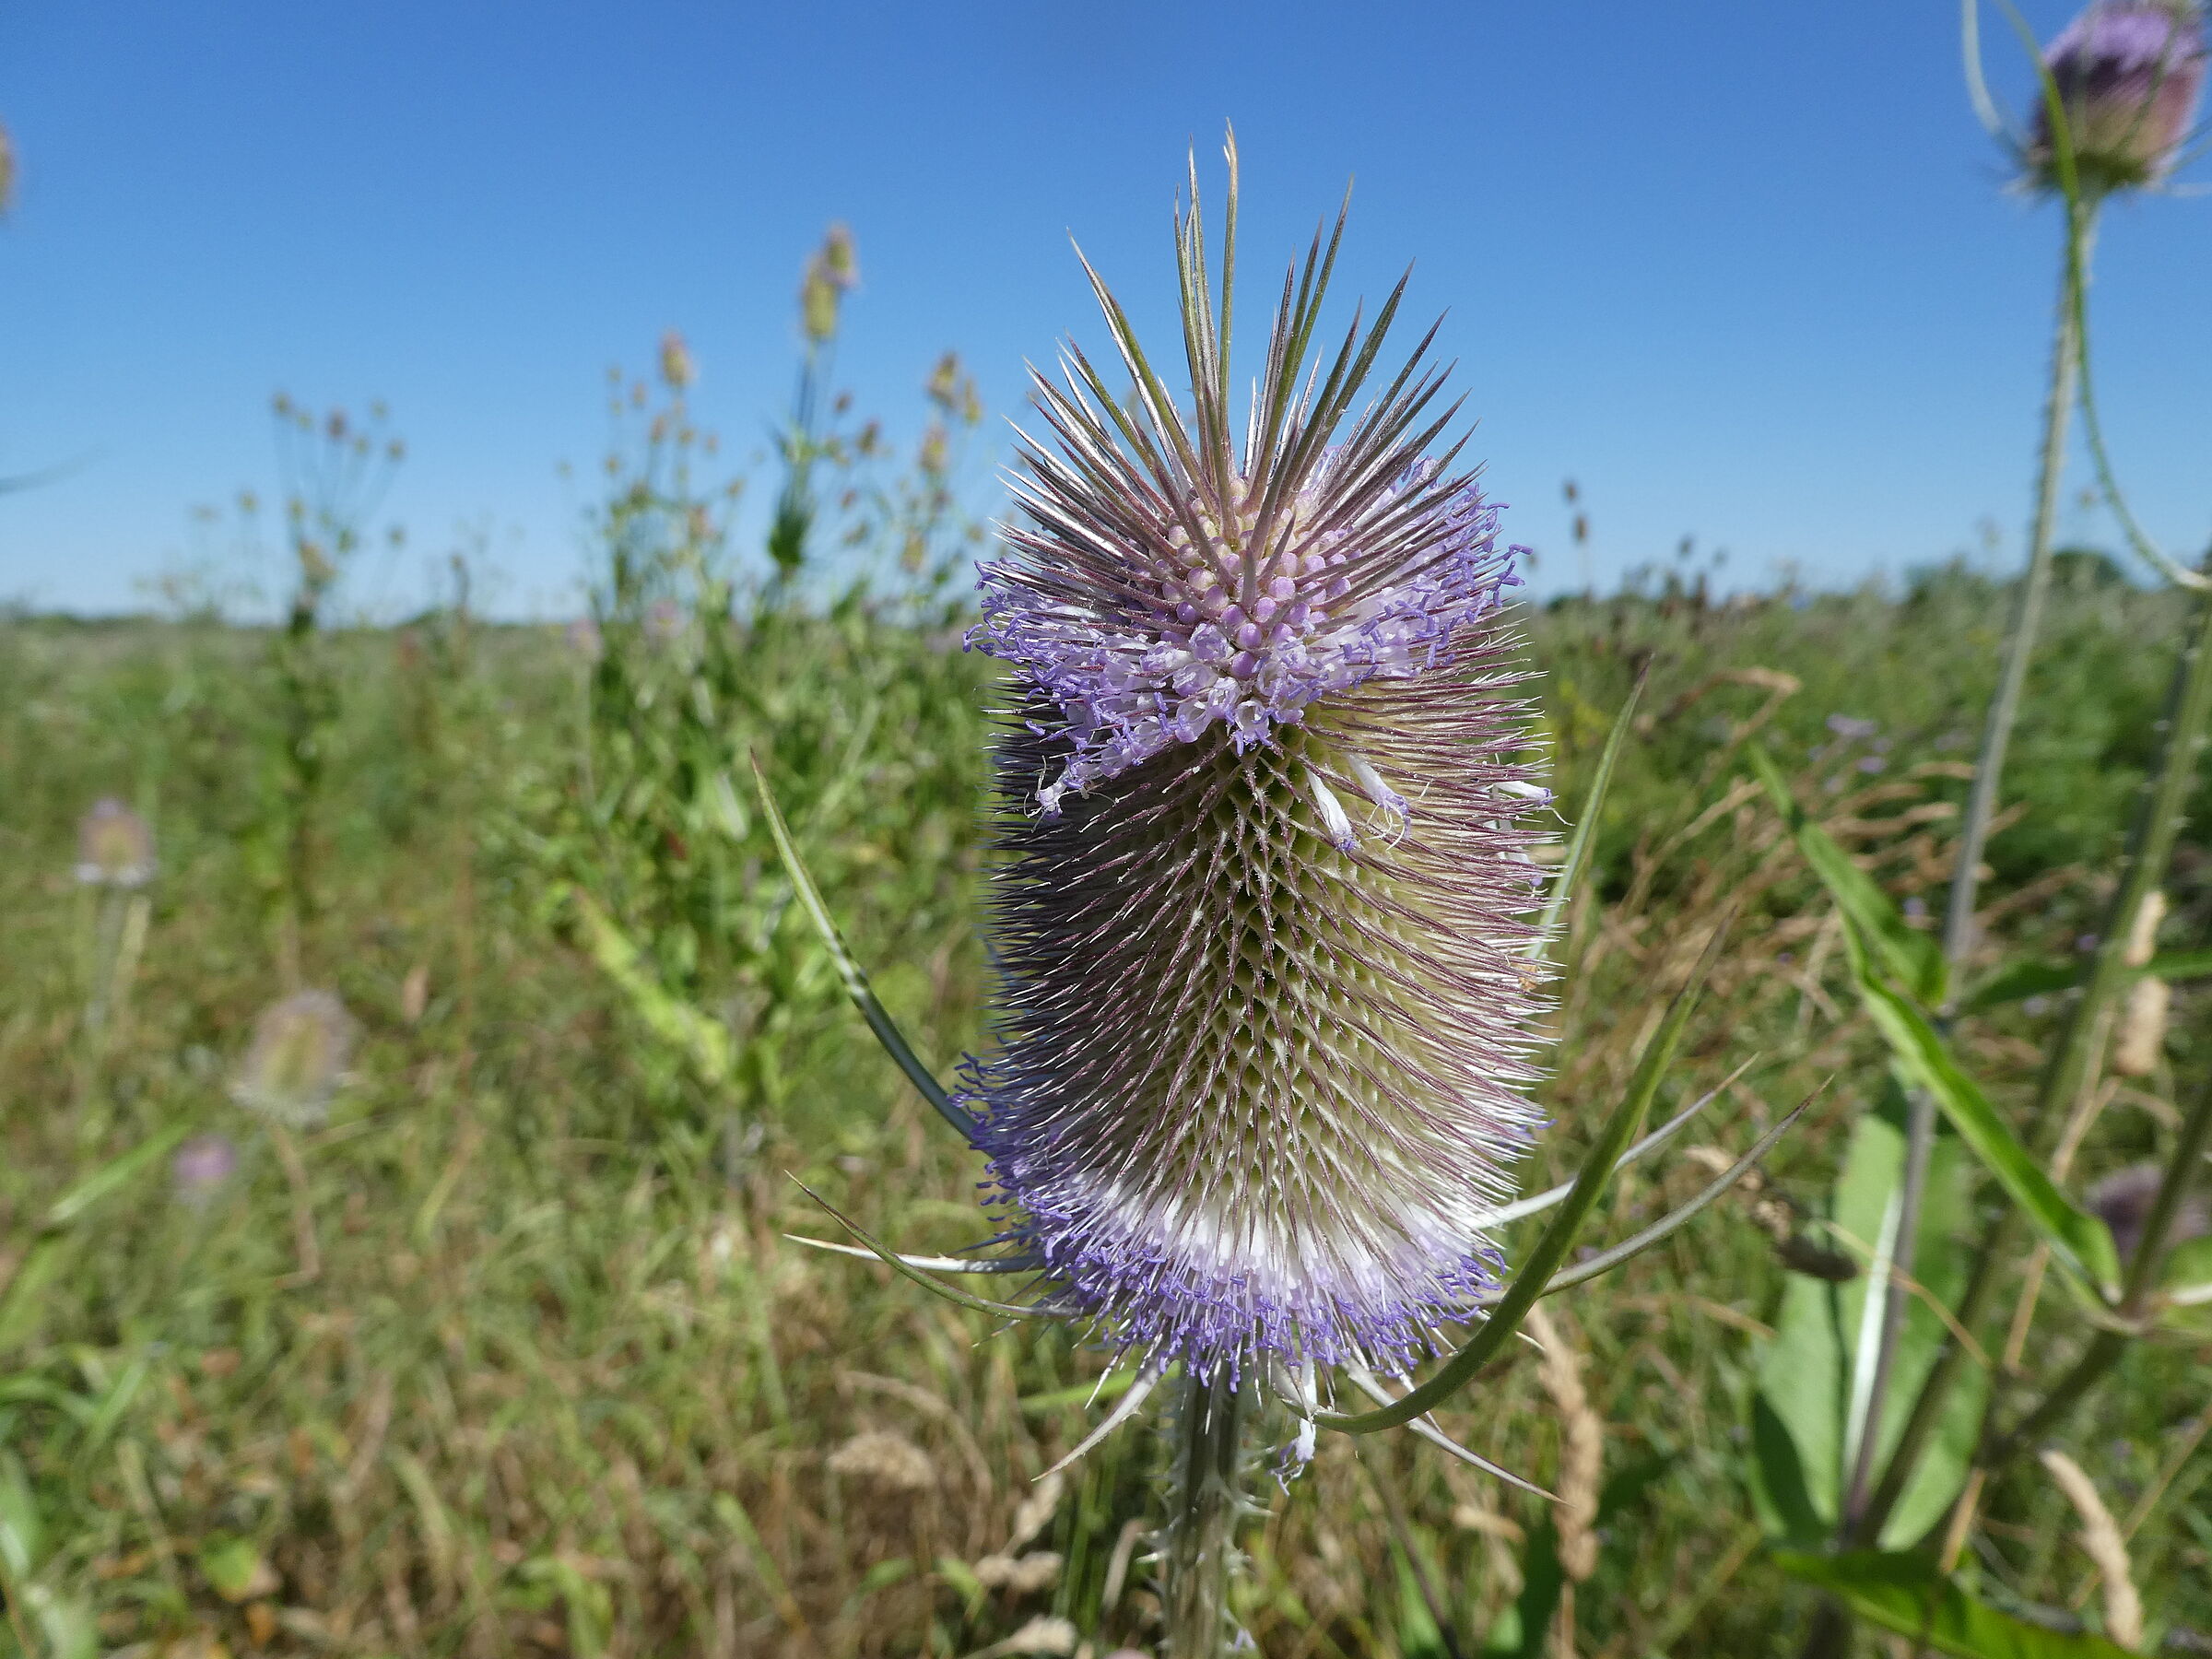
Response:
[[962, 138, 1552, 1387]]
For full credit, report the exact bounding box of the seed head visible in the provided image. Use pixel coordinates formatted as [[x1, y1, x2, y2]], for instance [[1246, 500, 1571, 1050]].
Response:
[[658, 329, 697, 392], [75, 797, 156, 888], [962, 143, 1550, 1386], [2028, 2, 2207, 194], [800, 223, 858, 343], [231, 990, 357, 1126], [827, 1430, 936, 1492]]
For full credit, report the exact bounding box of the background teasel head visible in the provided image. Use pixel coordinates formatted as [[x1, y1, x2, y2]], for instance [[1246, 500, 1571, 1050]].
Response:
[[961, 135, 1553, 1394], [230, 989, 358, 1126], [75, 797, 156, 888], [2026, 0, 2208, 194]]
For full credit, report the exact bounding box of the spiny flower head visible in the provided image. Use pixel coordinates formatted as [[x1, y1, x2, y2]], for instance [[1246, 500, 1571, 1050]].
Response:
[[75, 797, 156, 888], [963, 140, 1551, 1387], [2029, 1, 2207, 194], [231, 990, 357, 1127]]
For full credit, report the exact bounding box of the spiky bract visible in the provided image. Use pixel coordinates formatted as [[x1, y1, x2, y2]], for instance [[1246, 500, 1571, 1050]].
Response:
[[964, 146, 1551, 1382]]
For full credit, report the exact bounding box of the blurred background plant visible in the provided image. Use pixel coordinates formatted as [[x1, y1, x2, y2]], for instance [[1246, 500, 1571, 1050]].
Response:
[[504, 224, 991, 1176]]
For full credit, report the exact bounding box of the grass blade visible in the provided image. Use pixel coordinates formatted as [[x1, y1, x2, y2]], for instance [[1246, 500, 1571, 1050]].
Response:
[[1528, 671, 1643, 960]]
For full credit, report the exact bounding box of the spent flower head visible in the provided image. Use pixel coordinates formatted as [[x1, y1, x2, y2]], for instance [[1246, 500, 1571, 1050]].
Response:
[[75, 797, 156, 888], [231, 990, 357, 1127], [2027, 0, 2208, 194], [800, 223, 859, 344], [658, 329, 697, 392], [961, 139, 1551, 1389]]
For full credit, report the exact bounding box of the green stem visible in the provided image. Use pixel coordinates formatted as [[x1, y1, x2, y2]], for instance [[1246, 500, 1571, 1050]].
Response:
[[1937, 206, 2097, 971], [1855, 567, 2212, 1545], [1161, 1367, 1249, 1659], [1841, 211, 2100, 1564]]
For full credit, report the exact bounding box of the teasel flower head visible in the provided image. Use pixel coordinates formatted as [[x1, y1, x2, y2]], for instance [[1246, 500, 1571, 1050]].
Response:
[[961, 138, 1551, 1390], [2027, 1, 2207, 194], [231, 990, 357, 1127], [75, 797, 156, 888]]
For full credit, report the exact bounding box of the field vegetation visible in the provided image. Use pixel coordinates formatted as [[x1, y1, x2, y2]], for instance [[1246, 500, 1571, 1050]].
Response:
[[5, 535, 2206, 1657]]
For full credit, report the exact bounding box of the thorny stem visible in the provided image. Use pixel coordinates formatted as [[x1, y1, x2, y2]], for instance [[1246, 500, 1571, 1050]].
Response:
[[1938, 206, 2096, 971], [1839, 205, 2097, 1562], [1854, 566, 2212, 1547], [1161, 1367, 1249, 1659]]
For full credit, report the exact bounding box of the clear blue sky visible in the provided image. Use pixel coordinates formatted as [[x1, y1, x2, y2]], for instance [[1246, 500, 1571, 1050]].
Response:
[[3, 1, 2207, 617]]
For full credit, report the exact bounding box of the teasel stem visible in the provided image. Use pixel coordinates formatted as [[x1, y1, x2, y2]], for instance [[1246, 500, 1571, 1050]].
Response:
[[1838, 143, 2103, 1555], [1939, 202, 2098, 973], [1853, 559, 2212, 1548], [1160, 1366, 1249, 1659]]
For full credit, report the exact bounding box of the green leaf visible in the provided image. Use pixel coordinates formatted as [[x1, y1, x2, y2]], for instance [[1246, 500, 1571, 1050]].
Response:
[[1956, 959, 2081, 1015], [43, 1124, 189, 1231], [567, 886, 733, 1088], [1775, 1549, 2136, 1657], [198, 1533, 269, 1602], [0, 1450, 42, 1578], [1751, 1094, 1985, 1549], [1748, 742, 1946, 1008], [1958, 947, 2212, 1015], [1846, 966, 2122, 1300]]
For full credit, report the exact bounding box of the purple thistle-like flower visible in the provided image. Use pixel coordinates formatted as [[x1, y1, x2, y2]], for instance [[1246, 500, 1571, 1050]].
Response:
[[962, 146, 1552, 1385], [2029, 1, 2207, 193]]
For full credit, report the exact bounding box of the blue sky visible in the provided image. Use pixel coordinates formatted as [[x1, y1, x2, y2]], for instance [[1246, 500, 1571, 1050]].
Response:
[[2, 0, 2207, 616]]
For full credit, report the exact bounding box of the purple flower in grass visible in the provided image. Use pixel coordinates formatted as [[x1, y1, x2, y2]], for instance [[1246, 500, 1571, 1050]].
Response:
[[171, 1135, 239, 1206], [2028, 2, 2207, 194], [960, 146, 1552, 1396]]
